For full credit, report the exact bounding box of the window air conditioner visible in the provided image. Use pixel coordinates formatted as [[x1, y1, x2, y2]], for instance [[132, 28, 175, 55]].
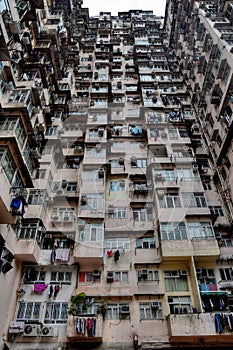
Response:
[[56, 189, 63, 195], [108, 205, 114, 214], [96, 144, 102, 152], [151, 301, 159, 308], [81, 195, 87, 205], [23, 324, 39, 337], [120, 305, 130, 313], [179, 270, 188, 277], [107, 271, 114, 282], [93, 270, 101, 277], [41, 326, 54, 337], [215, 232, 222, 240], [141, 269, 148, 276]]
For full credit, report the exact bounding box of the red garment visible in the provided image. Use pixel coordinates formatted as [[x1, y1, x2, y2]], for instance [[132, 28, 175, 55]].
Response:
[[87, 318, 92, 331]]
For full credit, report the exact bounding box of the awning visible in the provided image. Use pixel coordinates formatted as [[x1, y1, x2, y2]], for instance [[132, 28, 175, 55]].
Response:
[[201, 291, 231, 296]]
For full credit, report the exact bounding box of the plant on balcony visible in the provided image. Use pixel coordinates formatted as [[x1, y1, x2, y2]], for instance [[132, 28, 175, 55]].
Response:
[[68, 292, 87, 316]]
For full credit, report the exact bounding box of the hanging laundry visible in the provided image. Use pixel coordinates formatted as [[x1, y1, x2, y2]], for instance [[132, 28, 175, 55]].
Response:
[[34, 283, 47, 293], [114, 250, 120, 262], [50, 249, 56, 264], [48, 285, 54, 298], [54, 284, 60, 298], [56, 248, 70, 262]]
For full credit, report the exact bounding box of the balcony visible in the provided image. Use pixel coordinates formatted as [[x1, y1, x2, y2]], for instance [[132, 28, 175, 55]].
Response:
[[67, 314, 103, 342], [14, 239, 41, 263], [168, 313, 233, 344]]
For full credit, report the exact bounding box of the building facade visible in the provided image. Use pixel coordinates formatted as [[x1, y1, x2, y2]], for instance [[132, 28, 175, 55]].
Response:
[[0, 0, 232, 349]]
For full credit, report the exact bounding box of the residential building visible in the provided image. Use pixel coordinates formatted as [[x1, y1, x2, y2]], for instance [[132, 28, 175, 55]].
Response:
[[0, 0, 232, 349]]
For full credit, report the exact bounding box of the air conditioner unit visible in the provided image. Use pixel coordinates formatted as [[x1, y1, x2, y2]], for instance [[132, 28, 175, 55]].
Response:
[[81, 195, 87, 205], [196, 268, 202, 275], [215, 232, 222, 240], [98, 168, 105, 178], [160, 131, 167, 138], [151, 301, 159, 308], [108, 205, 114, 214], [46, 197, 54, 204], [41, 326, 54, 337], [56, 189, 63, 195], [141, 269, 148, 277], [120, 305, 130, 313], [62, 180, 67, 188], [119, 158, 124, 165], [23, 324, 39, 337], [140, 143, 146, 148], [93, 270, 101, 277], [107, 271, 114, 282], [179, 270, 188, 277], [192, 164, 199, 172], [157, 190, 165, 198], [63, 216, 71, 221]]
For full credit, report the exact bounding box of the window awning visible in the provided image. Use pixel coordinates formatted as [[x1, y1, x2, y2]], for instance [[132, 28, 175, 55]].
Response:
[[201, 291, 231, 296]]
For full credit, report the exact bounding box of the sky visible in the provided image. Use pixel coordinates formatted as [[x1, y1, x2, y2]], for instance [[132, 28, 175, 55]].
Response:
[[83, 0, 167, 17]]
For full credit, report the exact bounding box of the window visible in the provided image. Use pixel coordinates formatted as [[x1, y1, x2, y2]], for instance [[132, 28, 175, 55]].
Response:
[[188, 222, 214, 239], [112, 141, 124, 149], [159, 193, 181, 208], [16, 302, 41, 321], [168, 296, 192, 314], [50, 271, 72, 284], [106, 303, 130, 319], [0, 117, 26, 148], [179, 129, 189, 138], [80, 193, 104, 210], [139, 302, 163, 319], [105, 238, 130, 252], [51, 207, 75, 221], [203, 182, 212, 190], [168, 128, 178, 139], [177, 168, 199, 181], [219, 268, 232, 281], [46, 126, 58, 136], [79, 222, 104, 242], [136, 236, 156, 248], [133, 207, 153, 222], [219, 235, 233, 247], [154, 169, 175, 181], [160, 222, 187, 240], [110, 159, 124, 168], [66, 182, 77, 192], [131, 158, 147, 168], [23, 268, 46, 283], [138, 269, 159, 282], [28, 190, 46, 205], [209, 206, 224, 217], [164, 271, 189, 292], [14, 221, 43, 246], [44, 302, 69, 324], [108, 207, 126, 219], [78, 271, 100, 283], [82, 170, 103, 182], [38, 169, 46, 179], [113, 271, 128, 282], [182, 192, 207, 207], [0, 146, 16, 183], [110, 180, 125, 191]]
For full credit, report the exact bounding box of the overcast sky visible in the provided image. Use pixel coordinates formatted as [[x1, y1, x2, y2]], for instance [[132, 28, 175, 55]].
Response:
[[83, 0, 167, 17]]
